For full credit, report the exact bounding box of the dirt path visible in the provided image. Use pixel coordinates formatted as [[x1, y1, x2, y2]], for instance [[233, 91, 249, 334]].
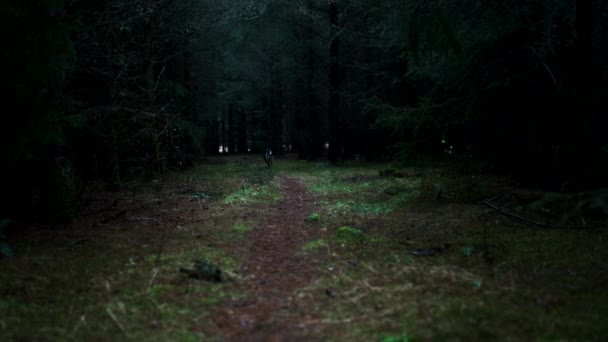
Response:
[[212, 175, 324, 341]]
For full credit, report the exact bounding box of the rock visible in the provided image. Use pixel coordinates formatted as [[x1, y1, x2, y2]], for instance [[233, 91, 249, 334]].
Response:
[[180, 258, 222, 282]]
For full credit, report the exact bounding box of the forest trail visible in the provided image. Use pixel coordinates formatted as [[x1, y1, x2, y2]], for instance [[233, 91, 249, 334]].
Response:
[[3, 158, 607, 341], [212, 175, 323, 341]]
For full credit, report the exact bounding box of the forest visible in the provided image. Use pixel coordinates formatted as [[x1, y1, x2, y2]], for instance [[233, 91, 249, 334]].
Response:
[[1, 0, 607, 340]]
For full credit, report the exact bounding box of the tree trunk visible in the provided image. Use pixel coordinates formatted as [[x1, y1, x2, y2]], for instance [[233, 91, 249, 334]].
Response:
[[144, 15, 155, 106], [305, 0, 323, 159], [206, 117, 220, 155], [328, 0, 341, 163], [273, 82, 284, 154], [220, 114, 226, 153], [228, 105, 235, 154], [237, 111, 248, 153], [571, 0, 596, 186]]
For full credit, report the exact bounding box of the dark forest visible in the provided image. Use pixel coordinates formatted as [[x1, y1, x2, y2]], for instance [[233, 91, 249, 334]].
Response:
[[1, 0, 607, 340]]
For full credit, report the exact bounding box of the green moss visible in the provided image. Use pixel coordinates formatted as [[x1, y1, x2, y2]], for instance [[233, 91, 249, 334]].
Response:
[[335, 226, 364, 243], [307, 213, 320, 221]]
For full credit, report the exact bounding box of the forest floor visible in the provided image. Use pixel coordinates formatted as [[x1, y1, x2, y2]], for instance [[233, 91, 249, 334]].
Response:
[[1, 154, 608, 341]]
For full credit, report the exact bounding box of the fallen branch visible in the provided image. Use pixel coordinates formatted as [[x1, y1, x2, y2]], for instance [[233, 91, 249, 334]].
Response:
[[482, 199, 605, 229], [127, 216, 160, 222], [487, 192, 505, 202], [62, 238, 91, 250]]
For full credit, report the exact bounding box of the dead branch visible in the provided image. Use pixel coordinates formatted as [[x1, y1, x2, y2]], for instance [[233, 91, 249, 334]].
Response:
[[81, 199, 119, 216]]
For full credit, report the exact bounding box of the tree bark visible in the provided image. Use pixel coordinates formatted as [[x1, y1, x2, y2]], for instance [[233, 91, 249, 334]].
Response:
[[576, 0, 593, 128]]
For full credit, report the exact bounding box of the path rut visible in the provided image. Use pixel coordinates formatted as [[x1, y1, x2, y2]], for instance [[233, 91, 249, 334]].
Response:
[[213, 175, 324, 341]]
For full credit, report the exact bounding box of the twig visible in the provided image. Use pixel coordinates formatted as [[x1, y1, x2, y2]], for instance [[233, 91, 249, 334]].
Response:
[[105, 306, 128, 336], [147, 268, 159, 289], [531, 46, 560, 91], [88, 106, 159, 118]]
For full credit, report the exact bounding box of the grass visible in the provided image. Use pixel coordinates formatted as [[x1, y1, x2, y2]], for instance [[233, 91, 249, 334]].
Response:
[[302, 166, 426, 218], [0, 242, 240, 340], [279, 157, 608, 340], [0, 166, 246, 340]]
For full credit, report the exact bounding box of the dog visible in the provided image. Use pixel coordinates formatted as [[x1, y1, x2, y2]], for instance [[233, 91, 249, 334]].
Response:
[[264, 148, 273, 168]]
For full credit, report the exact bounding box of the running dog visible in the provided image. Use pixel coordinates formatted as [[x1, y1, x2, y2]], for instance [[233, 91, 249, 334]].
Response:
[[264, 148, 273, 168]]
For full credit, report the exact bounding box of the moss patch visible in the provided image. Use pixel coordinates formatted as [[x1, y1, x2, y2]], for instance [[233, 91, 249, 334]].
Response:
[[303, 239, 327, 251], [335, 226, 364, 243], [224, 184, 282, 205], [232, 222, 253, 234]]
